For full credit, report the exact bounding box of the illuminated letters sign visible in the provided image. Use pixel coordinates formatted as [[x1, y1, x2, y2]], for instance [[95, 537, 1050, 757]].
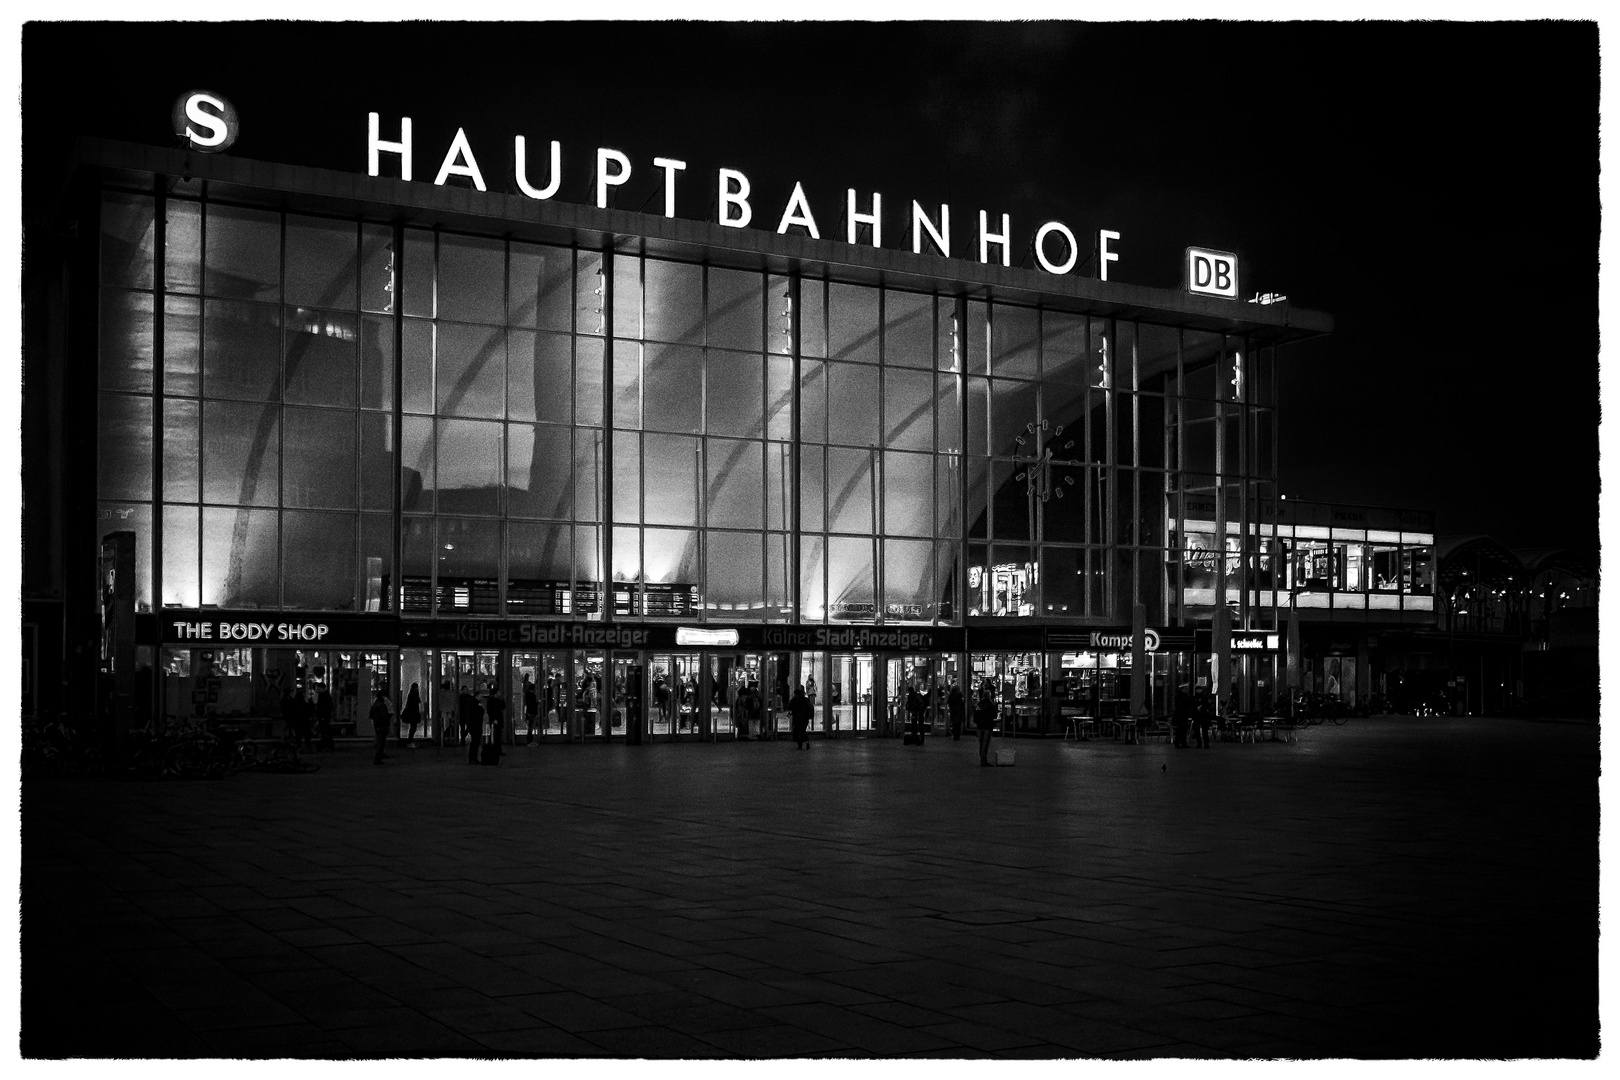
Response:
[[676, 627, 740, 647], [1186, 247, 1240, 299], [172, 91, 239, 153], [1231, 631, 1281, 652]]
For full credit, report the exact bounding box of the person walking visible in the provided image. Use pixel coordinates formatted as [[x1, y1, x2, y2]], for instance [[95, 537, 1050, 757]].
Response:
[[1193, 692, 1214, 750], [463, 687, 486, 765], [522, 675, 539, 743], [789, 684, 814, 749], [400, 682, 422, 748], [440, 678, 458, 745], [948, 684, 965, 741], [905, 683, 926, 745], [731, 680, 748, 740], [369, 688, 394, 765], [486, 683, 508, 760], [974, 683, 997, 766], [315, 684, 335, 751], [282, 688, 312, 751]]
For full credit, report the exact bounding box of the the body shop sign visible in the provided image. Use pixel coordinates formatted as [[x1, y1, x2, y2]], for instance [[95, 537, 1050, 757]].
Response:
[[162, 611, 395, 646]]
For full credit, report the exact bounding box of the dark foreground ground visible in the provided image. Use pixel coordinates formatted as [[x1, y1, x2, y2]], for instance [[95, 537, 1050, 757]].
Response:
[[21, 716, 1600, 1059]]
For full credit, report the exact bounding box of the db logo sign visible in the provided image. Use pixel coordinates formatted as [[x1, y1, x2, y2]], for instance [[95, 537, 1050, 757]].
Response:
[[1143, 628, 1161, 652], [172, 90, 239, 153], [1185, 247, 1239, 299]]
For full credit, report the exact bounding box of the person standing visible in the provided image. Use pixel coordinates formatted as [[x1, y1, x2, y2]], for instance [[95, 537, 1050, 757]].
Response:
[[905, 683, 926, 745], [440, 678, 458, 745], [1193, 692, 1214, 750], [948, 684, 965, 741], [974, 683, 997, 766], [486, 683, 507, 760], [463, 687, 486, 765], [400, 682, 422, 747], [282, 688, 312, 750], [789, 684, 814, 749], [315, 684, 335, 751], [369, 688, 394, 765], [1172, 691, 1193, 749], [731, 680, 748, 740], [522, 674, 539, 743]]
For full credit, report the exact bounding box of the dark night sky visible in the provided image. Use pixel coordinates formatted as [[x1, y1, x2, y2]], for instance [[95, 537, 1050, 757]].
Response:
[[21, 20, 1601, 558]]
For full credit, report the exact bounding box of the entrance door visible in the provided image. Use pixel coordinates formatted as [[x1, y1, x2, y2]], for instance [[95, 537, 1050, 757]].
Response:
[[440, 650, 500, 744], [575, 649, 606, 739], [649, 652, 703, 739], [611, 653, 645, 743], [829, 653, 874, 733]]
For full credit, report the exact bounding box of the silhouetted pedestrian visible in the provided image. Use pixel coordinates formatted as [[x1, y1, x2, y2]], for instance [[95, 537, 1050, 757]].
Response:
[[948, 685, 965, 741], [282, 689, 312, 750], [906, 684, 926, 745], [463, 688, 486, 765], [790, 684, 813, 749], [369, 688, 393, 765], [315, 685, 335, 750], [522, 675, 539, 743], [400, 683, 422, 747], [974, 683, 997, 766]]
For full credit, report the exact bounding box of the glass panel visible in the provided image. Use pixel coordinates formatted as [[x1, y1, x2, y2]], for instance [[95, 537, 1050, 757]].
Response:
[[507, 423, 572, 519], [507, 520, 571, 615], [991, 304, 1038, 379], [436, 518, 501, 615], [400, 415, 433, 513], [164, 198, 202, 294], [401, 319, 433, 414], [575, 525, 602, 613], [965, 300, 988, 375], [283, 510, 358, 610], [509, 241, 573, 331], [706, 531, 763, 616], [936, 373, 961, 454], [100, 191, 155, 289], [883, 538, 934, 622], [800, 535, 826, 622], [706, 350, 765, 439], [611, 431, 642, 524], [991, 379, 1038, 457], [644, 433, 700, 527], [765, 442, 793, 533], [163, 398, 198, 503], [642, 258, 703, 344], [164, 295, 201, 396], [507, 329, 570, 424], [936, 454, 962, 538], [935, 538, 959, 622], [826, 447, 874, 534], [643, 342, 703, 434], [828, 283, 879, 363], [401, 228, 435, 318], [435, 321, 506, 418], [576, 250, 606, 336], [162, 504, 200, 608], [966, 376, 990, 457], [575, 430, 602, 522], [991, 460, 1029, 541], [284, 215, 357, 310], [1041, 547, 1084, 616], [883, 289, 932, 368], [612, 253, 642, 339], [826, 362, 880, 447], [800, 359, 826, 443], [799, 278, 826, 358], [800, 445, 825, 533], [99, 290, 154, 393], [883, 367, 933, 451], [437, 234, 505, 325], [95, 502, 153, 612], [435, 418, 502, 516], [359, 223, 395, 315], [882, 451, 933, 537], [613, 525, 641, 588], [283, 308, 358, 408], [360, 412, 393, 512], [768, 274, 793, 356], [201, 506, 279, 607], [966, 456, 989, 539], [609, 344, 641, 433], [360, 512, 390, 611], [204, 204, 280, 302], [766, 355, 793, 442], [201, 400, 278, 507], [359, 313, 394, 410], [706, 437, 763, 530], [643, 528, 701, 604], [400, 515, 433, 612], [827, 536, 876, 621], [706, 268, 763, 351], [283, 407, 357, 509], [575, 337, 604, 426], [1043, 312, 1088, 384], [203, 299, 282, 402]]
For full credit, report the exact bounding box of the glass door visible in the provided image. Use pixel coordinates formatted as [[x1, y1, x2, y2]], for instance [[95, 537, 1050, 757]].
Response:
[[830, 653, 874, 733], [610, 653, 645, 742], [574, 649, 606, 739], [649, 652, 704, 739], [399, 648, 431, 741], [801, 651, 828, 735]]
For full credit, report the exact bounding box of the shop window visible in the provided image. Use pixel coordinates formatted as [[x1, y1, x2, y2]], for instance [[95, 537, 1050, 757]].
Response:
[[435, 321, 506, 419], [508, 241, 573, 332], [706, 437, 764, 530], [642, 342, 704, 435], [204, 204, 281, 302], [201, 400, 279, 507], [828, 283, 879, 364], [284, 215, 357, 311], [506, 423, 573, 520], [883, 367, 933, 451], [202, 299, 282, 402], [507, 330, 571, 425], [991, 304, 1039, 380], [201, 506, 279, 608], [707, 268, 764, 352], [1371, 544, 1402, 591], [282, 511, 358, 610], [1404, 547, 1434, 594], [825, 447, 874, 534], [882, 451, 933, 537], [883, 289, 933, 368], [282, 407, 357, 510], [639, 259, 702, 345]]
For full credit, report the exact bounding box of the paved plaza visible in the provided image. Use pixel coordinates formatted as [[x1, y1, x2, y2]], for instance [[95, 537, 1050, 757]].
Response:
[[21, 716, 1600, 1059]]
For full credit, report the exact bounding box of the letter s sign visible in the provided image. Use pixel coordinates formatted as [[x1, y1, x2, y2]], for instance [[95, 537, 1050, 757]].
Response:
[[1185, 247, 1239, 299], [171, 91, 239, 153]]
